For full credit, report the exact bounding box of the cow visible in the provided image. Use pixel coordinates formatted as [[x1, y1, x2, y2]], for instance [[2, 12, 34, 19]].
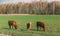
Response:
[[8, 20, 18, 29], [36, 21, 46, 32], [27, 22, 32, 31]]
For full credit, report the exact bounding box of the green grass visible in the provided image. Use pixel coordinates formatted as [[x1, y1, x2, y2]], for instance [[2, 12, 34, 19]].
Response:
[[0, 15, 60, 36]]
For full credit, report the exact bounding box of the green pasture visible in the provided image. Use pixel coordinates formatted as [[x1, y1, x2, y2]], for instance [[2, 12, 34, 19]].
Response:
[[0, 15, 60, 36]]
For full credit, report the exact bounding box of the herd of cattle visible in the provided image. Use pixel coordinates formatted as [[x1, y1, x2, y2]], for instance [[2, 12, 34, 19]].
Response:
[[8, 20, 46, 32]]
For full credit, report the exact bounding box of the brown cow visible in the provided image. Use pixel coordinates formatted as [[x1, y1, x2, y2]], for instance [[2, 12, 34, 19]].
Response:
[[27, 22, 32, 31], [36, 21, 46, 32], [8, 20, 18, 29]]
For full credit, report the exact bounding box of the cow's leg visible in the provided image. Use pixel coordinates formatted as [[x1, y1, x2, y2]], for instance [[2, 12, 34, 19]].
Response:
[[11, 25, 13, 29], [40, 27, 41, 30], [37, 26, 40, 31], [8, 24, 11, 29], [37, 24, 39, 31]]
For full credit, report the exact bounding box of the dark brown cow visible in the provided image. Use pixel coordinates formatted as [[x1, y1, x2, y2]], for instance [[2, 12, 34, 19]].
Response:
[[36, 21, 46, 32], [27, 22, 31, 31], [8, 20, 18, 29]]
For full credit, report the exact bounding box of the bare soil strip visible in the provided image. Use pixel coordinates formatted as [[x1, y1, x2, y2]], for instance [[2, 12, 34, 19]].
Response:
[[0, 14, 30, 16], [0, 33, 11, 36]]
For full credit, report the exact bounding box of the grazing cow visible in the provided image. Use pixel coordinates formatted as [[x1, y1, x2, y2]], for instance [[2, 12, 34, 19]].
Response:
[[8, 20, 18, 29], [36, 21, 46, 32], [27, 22, 32, 31]]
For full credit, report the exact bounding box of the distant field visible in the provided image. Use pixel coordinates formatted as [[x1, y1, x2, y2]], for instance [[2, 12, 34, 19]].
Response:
[[0, 15, 60, 36]]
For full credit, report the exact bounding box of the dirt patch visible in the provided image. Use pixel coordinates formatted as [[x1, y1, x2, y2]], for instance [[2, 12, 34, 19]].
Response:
[[0, 33, 12, 36], [0, 14, 30, 16]]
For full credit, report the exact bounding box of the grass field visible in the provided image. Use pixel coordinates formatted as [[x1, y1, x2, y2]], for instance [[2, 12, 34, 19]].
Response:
[[0, 15, 60, 36]]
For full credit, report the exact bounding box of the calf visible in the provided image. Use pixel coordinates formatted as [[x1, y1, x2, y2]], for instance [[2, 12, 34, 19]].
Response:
[[27, 22, 32, 31], [36, 21, 46, 32], [8, 20, 18, 29]]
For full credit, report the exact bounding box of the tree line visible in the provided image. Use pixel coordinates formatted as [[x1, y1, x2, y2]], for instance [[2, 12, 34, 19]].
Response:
[[0, 1, 60, 15]]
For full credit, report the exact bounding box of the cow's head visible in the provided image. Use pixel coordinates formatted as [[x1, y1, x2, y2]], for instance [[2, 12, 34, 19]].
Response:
[[14, 24, 18, 29]]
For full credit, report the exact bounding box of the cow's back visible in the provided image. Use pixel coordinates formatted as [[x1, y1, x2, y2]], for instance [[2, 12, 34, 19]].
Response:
[[8, 20, 16, 26], [37, 21, 45, 27]]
